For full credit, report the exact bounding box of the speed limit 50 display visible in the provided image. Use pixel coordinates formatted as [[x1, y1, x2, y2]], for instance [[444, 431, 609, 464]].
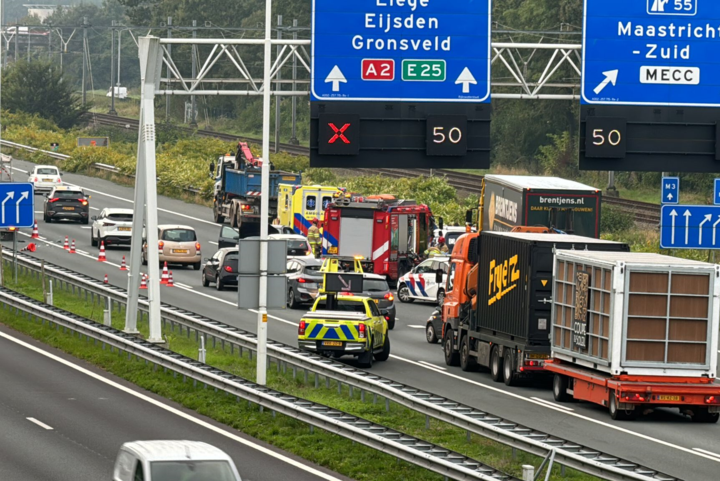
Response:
[[584, 117, 626, 159]]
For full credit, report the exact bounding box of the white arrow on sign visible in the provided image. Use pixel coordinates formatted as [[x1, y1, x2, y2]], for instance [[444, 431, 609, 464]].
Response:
[[325, 66, 347, 92], [338, 275, 352, 291], [669, 209, 678, 244], [1, 191, 14, 224], [713, 216, 720, 245], [593, 69, 619, 95], [666, 193, 674, 201], [684, 209, 692, 245], [699, 213, 712, 245], [455, 67, 477, 94], [15, 191, 29, 224]]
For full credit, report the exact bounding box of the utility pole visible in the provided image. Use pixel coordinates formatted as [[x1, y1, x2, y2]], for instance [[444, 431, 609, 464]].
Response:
[[26, 26, 30, 62], [117, 27, 121, 88], [290, 19, 299, 145], [165, 17, 172, 122], [47, 25, 52, 61], [14, 20, 18, 63], [274, 15, 282, 153], [82, 17, 87, 105], [190, 20, 197, 127], [108, 20, 117, 115]]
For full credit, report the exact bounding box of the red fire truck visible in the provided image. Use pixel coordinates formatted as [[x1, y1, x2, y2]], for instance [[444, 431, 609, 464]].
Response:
[[322, 196, 433, 284]]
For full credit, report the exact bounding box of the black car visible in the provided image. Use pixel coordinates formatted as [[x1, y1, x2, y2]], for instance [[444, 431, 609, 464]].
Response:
[[218, 224, 295, 249], [286, 258, 324, 309], [425, 307, 442, 344], [43, 187, 90, 224], [362, 274, 397, 329], [201, 247, 239, 291]]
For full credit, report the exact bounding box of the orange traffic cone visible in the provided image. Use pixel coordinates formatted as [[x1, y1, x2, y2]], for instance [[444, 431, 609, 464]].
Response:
[[31, 221, 39, 239], [139, 274, 148, 290], [69, 239, 76, 254], [63, 236, 69, 250], [166, 271, 174, 287], [119, 256, 127, 271], [20, 243, 37, 253], [103, 274, 109, 284], [160, 262, 169, 284], [98, 241, 107, 262]]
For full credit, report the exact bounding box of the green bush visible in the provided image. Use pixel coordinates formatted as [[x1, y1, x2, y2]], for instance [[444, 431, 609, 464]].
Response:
[[600, 206, 634, 234]]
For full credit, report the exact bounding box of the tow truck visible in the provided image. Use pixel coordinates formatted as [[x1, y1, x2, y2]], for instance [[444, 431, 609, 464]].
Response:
[[297, 257, 390, 368]]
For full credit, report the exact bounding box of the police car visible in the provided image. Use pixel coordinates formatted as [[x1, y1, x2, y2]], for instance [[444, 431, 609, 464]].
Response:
[[396, 256, 450, 306]]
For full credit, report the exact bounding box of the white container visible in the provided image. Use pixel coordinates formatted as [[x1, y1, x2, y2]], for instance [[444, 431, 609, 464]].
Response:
[[551, 250, 719, 378]]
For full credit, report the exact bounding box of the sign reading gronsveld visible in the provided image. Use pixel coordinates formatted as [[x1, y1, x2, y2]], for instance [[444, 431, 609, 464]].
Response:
[[311, 0, 491, 102], [581, 0, 720, 106]]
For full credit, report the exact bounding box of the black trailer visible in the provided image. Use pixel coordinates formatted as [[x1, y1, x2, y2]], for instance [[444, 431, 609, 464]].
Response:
[[444, 232, 629, 386]]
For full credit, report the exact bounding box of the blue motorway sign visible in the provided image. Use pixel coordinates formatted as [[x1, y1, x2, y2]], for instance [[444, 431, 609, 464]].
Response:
[[0, 183, 34, 228], [582, 0, 720, 106], [715, 179, 720, 205], [311, 0, 491, 102], [661, 176, 679, 204], [660, 204, 720, 249]]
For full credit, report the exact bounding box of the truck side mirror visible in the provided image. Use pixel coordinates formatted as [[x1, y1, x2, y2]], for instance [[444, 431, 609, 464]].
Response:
[[209, 162, 215, 175], [436, 269, 444, 284], [438, 217, 444, 231], [465, 210, 473, 225]]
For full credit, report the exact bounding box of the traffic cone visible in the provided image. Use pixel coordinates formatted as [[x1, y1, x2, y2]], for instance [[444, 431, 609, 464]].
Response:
[[160, 262, 169, 284], [139, 274, 148, 290], [103, 274, 109, 284], [166, 271, 174, 287], [63, 236, 69, 250], [97, 241, 107, 262], [31, 221, 39, 239], [69, 239, 76, 254], [119, 256, 127, 271], [20, 243, 37, 253]]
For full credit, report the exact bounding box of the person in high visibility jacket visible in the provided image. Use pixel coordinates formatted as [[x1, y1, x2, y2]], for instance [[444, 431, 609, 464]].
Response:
[[424, 245, 441, 258], [307, 218, 322, 258], [437, 237, 449, 254]]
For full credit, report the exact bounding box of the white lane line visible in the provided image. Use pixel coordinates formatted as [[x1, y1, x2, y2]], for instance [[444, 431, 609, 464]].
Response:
[[13, 168, 28, 174], [406, 325, 424, 329], [694, 448, 720, 460], [1, 332, 344, 481], [90, 207, 99, 211], [173, 282, 192, 289], [80, 227, 92, 230], [34, 211, 43, 214], [387, 354, 720, 464], [26, 417, 53, 430], [17, 232, 122, 269], [417, 360, 447, 372], [209, 241, 218, 245], [530, 396, 574, 412], [75, 249, 89, 255]]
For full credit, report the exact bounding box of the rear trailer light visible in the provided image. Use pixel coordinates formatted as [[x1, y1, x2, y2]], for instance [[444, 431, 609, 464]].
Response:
[[298, 320, 306, 336], [622, 393, 647, 402], [706, 396, 720, 405], [224, 265, 233, 272], [358, 323, 366, 339]]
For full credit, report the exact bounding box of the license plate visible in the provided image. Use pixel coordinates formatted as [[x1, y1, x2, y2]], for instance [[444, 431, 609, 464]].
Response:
[[657, 395, 681, 402], [119, 227, 131, 231], [282, 176, 297, 181], [42, 178, 53, 182], [172, 249, 189, 254], [328, 247, 338, 254], [322, 341, 342, 347], [62, 207, 74, 211], [527, 353, 549, 360]]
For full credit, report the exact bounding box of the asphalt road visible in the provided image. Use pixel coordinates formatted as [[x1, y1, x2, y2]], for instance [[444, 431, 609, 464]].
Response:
[[5, 159, 720, 481], [0, 323, 351, 481]]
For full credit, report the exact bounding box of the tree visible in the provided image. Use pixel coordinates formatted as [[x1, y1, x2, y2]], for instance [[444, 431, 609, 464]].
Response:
[[2, 60, 89, 129]]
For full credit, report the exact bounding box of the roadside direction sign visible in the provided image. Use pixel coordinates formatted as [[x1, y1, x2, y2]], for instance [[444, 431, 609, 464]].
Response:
[[715, 179, 720, 205], [0, 183, 34, 228], [660, 204, 720, 249], [311, 0, 491, 102], [581, 0, 720, 106], [661, 176, 679, 204]]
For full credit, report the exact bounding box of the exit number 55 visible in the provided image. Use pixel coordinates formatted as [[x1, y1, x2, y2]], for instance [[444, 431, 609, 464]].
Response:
[[647, 0, 697, 15]]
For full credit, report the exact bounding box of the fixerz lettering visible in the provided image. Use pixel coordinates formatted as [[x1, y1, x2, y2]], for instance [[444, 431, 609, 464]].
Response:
[[488, 254, 520, 306]]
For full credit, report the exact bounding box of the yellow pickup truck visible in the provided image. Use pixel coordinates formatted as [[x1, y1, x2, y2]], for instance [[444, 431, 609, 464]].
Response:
[[297, 295, 390, 368]]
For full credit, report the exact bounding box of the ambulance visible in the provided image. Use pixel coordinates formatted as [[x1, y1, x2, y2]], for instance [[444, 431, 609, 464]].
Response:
[[278, 184, 343, 236]]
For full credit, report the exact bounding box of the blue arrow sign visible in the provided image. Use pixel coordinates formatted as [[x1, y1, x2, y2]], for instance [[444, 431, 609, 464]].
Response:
[[715, 179, 720, 205], [581, 0, 720, 107], [311, 0, 491, 102], [0, 183, 34, 228], [661, 176, 679, 204], [660, 204, 720, 249]]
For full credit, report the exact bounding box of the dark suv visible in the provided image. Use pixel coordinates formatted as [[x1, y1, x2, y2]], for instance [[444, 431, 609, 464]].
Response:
[[201, 248, 239, 291], [44, 187, 90, 224]]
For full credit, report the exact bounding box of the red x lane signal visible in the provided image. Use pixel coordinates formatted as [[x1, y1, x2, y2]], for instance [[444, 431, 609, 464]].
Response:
[[317, 114, 360, 156], [328, 123, 351, 144]]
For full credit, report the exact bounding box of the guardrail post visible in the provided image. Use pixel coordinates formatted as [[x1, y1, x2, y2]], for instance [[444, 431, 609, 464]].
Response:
[[522, 465, 534, 481], [48, 280, 53, 306], [199, 335, 206, 364], [104, 297, 111, 327]]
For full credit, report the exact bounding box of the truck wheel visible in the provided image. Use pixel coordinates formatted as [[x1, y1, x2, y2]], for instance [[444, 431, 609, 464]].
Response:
[[437, 289, 445, 306], [552, 374, 571, 402], [459, 335, 478, 372], [229, 204, 238, 228], [213, 201, 225, 224], [609, 391, 637, 421], [503, 350, 517, 387], [692, 408, 720, 424], [374, 335, 390, 362], [490, 346, 504, 383], [425, 322, 439, 344], [358, 342, 374, 368], [443, 330, 460, 366], [397, 284, 413, 303]]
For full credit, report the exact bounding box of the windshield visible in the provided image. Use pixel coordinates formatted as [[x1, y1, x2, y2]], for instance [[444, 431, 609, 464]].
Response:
[[304, 264, 322, 273], [445, 232, 463, 253], [364, 279, 388, 292], [53, 190, 83, 199], [316, 300, 367, 313], [162, 228, 197, 242], [150, 460, 236, 481], [288, 240, 309, 250], [107, 213, 133, 221], [37, 168, 58, 175]]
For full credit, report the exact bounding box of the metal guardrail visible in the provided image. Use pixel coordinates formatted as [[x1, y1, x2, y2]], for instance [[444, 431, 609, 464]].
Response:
[[3, 249, 678, 481], [0, 285, 515, 481]]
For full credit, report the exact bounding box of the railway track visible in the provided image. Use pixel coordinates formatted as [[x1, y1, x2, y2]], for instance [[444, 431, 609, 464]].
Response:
[[90, 114, 660, 226]]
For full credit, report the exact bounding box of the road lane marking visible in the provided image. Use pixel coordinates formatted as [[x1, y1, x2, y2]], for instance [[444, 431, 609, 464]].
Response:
[[81, 227, 92, 229], [1, 331, 344, 481], [694, 448, 720, 460], [209, 241, 218, 245], [26, 417, 53, 430], [417, 360, 446, 371], [173, 282, 192, 289], [406, 325, 424, 329], [90, 207, 99, 211], [530, 397, 574, 412]]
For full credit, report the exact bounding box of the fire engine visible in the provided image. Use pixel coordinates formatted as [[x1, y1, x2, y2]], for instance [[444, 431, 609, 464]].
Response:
[[322, 196, 433, 284]]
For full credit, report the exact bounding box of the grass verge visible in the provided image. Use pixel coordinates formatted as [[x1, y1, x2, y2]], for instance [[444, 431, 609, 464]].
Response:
[[0, 263, 601, 481]]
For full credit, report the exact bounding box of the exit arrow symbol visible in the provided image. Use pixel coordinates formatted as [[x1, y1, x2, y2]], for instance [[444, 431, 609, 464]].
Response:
[[593, 69, 619, 95], [699, 214, 712, 245], [1, 191, 14, 224], [325, 66, 346, 92], [338, 275, 351, 291], [713, 216, 720, 245], [455, 67, 477, 94]]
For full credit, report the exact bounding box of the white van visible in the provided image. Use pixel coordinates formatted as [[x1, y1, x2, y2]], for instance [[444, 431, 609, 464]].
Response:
[[113, 440, 242, 481]]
